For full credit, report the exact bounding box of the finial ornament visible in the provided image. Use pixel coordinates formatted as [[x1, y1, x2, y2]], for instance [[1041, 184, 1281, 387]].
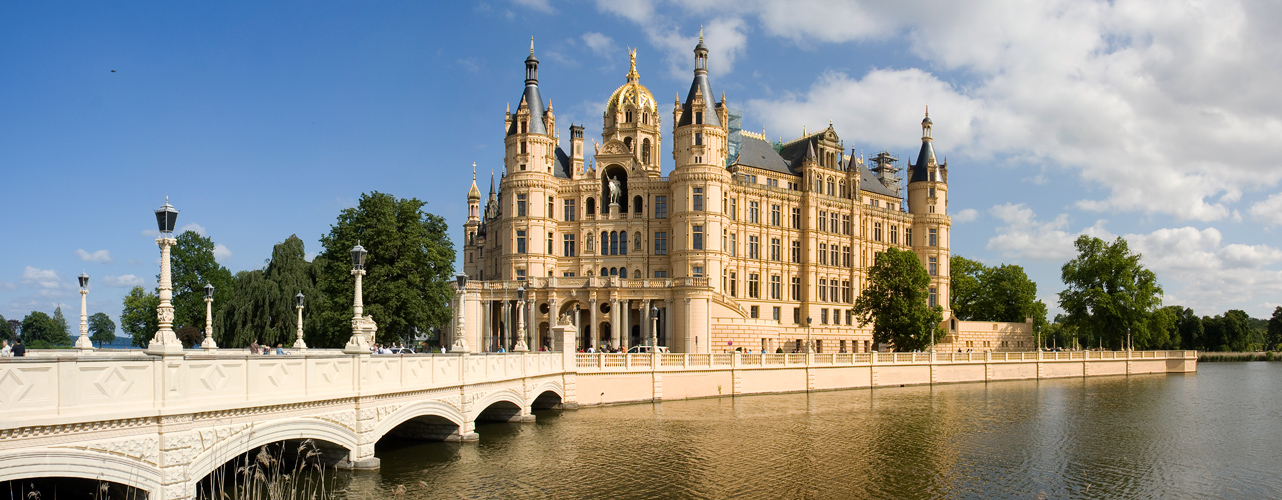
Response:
[[626, 47, 639, 81], [699, 24, 704, 42], [925, 104, 929, 117], [530, 36, 535, 54]]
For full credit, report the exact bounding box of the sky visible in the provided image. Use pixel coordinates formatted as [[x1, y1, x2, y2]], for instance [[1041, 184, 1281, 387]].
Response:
[[3, 0, 1281, 336]]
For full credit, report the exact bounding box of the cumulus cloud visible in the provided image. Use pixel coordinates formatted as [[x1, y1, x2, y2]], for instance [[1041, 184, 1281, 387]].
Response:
[[1249, 191, 1282, 226], [581, 32, 615, 57], [0, 281, 15, 291], [180, 222, 207, 236], [101, 274, 144, 288], [510, 0, 552, 13], [985, 203, 1086, 262], [595, 1, 749, 78], [952, 208, 979, 223], [21, 266, 64, 290], [76, 249, 111, 263], [213, 244, 232, 261]]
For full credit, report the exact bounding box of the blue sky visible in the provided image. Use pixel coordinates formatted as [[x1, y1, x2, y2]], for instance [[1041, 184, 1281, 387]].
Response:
[[3, 0, 1281, 334]]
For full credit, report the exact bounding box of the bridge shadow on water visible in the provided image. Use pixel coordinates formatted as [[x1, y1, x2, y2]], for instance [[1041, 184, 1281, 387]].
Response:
[[1, 477, 147, 499]]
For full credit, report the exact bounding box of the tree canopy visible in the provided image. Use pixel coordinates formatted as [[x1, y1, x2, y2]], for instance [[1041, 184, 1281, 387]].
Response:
[[89, 312, 116, 348], [169, 231, 234, 331], [121, 285, 159, 348], [1059, 235, 1163, 350], [0, 314, 12, 339], [951, 255, 1047, 332], [216, 235, 326, 348], [21, 310, 68, 348], [1269, 306, 1282, 351], [314, 192, 455, 347], [852, 247, 944, 351]]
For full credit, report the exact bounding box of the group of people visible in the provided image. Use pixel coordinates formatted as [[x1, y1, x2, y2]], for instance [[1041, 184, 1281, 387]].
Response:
[[247, 340, 288, 355], [371, 343, 415, 354], [0, 338, 24, 357]]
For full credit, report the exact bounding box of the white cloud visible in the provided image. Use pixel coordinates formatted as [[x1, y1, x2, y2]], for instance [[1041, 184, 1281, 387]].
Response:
[[594, 1, 749, 78], [0, 281, 15, 291], [213, 244, 232, 261], [76, 249, 111, 263], [21, 266, 63, 290], [101, 274, 144, 288], [582, 32, 615, 57], [510, 0, 552, 13], [985, 203, 1083, 262], [1249, 191, 1282, 226], [952, 208, 979, 223], [140, 229, 159, 238], [1125, 226, 1282, 316], [180, 222, 207, 236]]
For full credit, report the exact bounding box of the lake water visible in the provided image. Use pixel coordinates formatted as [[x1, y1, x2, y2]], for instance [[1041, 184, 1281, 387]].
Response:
[[335, 362, 1282, 499]]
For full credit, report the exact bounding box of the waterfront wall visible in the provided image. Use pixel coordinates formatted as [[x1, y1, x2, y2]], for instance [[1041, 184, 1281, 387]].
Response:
[[569, 345, 1197, 407]]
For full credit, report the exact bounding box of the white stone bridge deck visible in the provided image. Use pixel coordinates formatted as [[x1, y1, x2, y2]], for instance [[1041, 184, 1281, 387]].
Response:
[[0, 335, 1195, 499]]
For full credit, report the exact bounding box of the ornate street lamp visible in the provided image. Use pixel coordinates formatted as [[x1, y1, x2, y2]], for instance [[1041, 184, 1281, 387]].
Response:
[[75, 272, 92, 351], [201, 283, 218, 349], [451, 273, 470, 353], [147, 198, 183, 355], [293, 291, 307, 349], [513, 286, 529, 352], [344, 242, 374, 354], [650, 306, 660, 351]]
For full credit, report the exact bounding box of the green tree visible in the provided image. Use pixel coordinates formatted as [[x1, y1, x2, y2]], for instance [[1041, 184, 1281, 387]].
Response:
[[50, 306, 72, 345], [1268, 306, 1282, 351], [1144, 306, 1177, 350], [1222, 310, 1252, 351], [217, 235, 327, 348], [950, 255, 986, 320], [0, 313, 13, 339], [88, 312, 116, 348], [170, 231, 234, 332], [315, 192, 455, 347], [121, 285, 160, 348], [853, 247, 944, 351], [1059, 235, 1163, 350], [1170, 306, 1203, 350], [21, 311, 67, 348]]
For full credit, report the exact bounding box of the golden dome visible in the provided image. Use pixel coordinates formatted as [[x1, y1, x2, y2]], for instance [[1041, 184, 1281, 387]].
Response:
[[606, 49, 657, 115]]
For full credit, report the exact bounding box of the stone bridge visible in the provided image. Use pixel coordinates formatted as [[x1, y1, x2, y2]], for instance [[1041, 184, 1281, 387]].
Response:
[[0, 322, 1196, 499]]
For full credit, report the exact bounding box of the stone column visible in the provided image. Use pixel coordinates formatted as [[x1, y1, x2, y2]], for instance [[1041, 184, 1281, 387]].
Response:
[[547, 297, 558, 350], [501, 301, 511, 350], [75, 286, 92, 351], [589, 298, 598, 351], [664, 303, 672, 350], [482, 299, 491, 352], [147, 235, 183, 356], [644, 299, 653, 348], [621, 299, 630, 351]]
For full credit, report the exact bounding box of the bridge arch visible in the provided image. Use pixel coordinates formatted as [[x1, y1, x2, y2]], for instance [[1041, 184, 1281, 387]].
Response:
[[469, 387, 528, 422], [0, 448, 162, 495], [186, 417, 358, 490], [371, 399, 467, 443]]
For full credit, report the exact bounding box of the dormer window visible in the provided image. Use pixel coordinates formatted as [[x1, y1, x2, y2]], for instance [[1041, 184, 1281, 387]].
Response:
[[695, 112, 703, 124], [521, 121, 528, 134]]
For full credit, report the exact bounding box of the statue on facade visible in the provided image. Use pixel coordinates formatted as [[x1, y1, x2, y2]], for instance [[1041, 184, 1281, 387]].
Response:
[[608, 175, 622, 205]]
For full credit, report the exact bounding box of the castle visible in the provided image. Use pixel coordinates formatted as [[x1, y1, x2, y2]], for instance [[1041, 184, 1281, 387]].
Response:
[[459, 36, 1032, 354]]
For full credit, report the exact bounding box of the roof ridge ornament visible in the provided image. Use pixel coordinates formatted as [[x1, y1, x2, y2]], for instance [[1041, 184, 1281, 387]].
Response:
[[626, 47, 639, 82]]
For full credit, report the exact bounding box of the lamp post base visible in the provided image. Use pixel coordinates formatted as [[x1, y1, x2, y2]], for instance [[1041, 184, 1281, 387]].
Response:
[[201, 337, 218, 349], [74, 335, 94, 351], [146, 342, 184, 357]]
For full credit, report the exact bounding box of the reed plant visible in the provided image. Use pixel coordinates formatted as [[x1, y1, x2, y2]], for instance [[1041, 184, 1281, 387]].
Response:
[[1199, 352, 1279, 362], [199, 439, 338, 500]]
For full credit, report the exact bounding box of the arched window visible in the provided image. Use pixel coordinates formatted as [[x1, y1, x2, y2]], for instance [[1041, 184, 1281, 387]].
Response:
[[620, 267, 628, 278], [586, 197, 596, 215], [625, 110, 632, 123], [634, 270, 641, 278], [625, 137, 633, 152], [642, 138, 651, 164], [602, 267, 609, 276], [620, 232, 628, 255], [610, 231, 618, 255], [633, 195, 643, 215]]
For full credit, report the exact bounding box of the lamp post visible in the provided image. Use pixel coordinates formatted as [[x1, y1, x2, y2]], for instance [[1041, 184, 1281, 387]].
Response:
[[201, 283, 218, 349], [343, 243, 372, 354], [147, 198, 183, 355], [1127, 327, 1132, 352], [451, 273, 470, 353], [513, 286, 529, 352], [293, 292, 307, 349], [75, 272, 92, 351], [1036, 324, 1041, 352], [805, 316, 813, 353], [650, 306, 659, 351]]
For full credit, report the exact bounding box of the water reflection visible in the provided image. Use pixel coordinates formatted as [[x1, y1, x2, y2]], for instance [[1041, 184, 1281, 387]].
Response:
[[343, 364, 1282, 499]]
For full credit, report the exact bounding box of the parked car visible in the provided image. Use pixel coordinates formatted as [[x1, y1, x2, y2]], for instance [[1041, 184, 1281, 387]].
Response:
[[626, 345, 670, 354]]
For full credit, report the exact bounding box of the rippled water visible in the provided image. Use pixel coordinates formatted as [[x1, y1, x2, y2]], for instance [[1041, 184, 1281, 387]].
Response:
[[337, 363, 1282, 499]]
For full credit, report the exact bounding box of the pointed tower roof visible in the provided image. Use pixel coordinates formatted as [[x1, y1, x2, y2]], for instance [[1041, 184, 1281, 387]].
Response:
[[508, 38, 548, 136], [488, 171, 496, 198], [910, 107, 937, 183], [467, 163, 482, 201], [679, 28, 720, 127]]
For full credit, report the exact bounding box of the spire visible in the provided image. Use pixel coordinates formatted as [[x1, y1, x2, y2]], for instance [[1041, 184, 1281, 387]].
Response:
[[509, 40, 548, 136], [804, 140, 816, 161], [626, 47, 639, 82], [468, 163, 482, 201], [488, 171, 496, 197], [679, 32, 719, 127]]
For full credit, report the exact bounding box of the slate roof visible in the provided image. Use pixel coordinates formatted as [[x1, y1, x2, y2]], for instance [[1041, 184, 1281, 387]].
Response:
[[732, 134, 795, 175], [678, 73, 719, 127]]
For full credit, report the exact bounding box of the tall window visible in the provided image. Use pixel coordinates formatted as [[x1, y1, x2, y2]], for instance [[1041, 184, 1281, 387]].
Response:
[[890, 225, 898, 244], [906, 228, 914, 246], [771, 204, 781, 226], [609, 231, 618, 255], [819, 278, 828, 301], [564, 199, 576, 221], [748, 274, 760, 298], [929, 228, 938, 246], [655, 196, 668, 219], [791, 241, 801, 263], [729, 271, 737, 297], [517, 194, 527, 217], [692, 225, 704, 250], [692, 188, 704, 211], [642, 138, 651, 164], [929, 287, 938, 308], [729, 232, 736, 256], [694, 132, 703, 145], [830, 246, 839, 267], [874, 222, 883, 242], [842, 246, 851, 268], [842, 215, 851, 235], [749, 201, 759, 223], [547, 232, 553, 254], [654, 232, 667, 255], [829, 281, 838, 304], [563, 234, 576, 256], [748, 235, 759, 259], [770, 238, 781, 261], [620, 232, 628, 255], [791, 276, 801, 300], [791, 208, 801, 229], [929, 257, 937, 276], [842, 281, 851, 303], [819, 243, 828, 266], [770, 275, 781, 299], [830, 213, 838, 234], [516, 230, 527, 254], [819, 211, 827, 232]]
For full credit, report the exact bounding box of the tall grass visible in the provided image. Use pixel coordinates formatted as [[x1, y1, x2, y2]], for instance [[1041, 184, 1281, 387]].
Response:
[[1199, 352, 1279, 362], [199, 439, 338, 500]]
